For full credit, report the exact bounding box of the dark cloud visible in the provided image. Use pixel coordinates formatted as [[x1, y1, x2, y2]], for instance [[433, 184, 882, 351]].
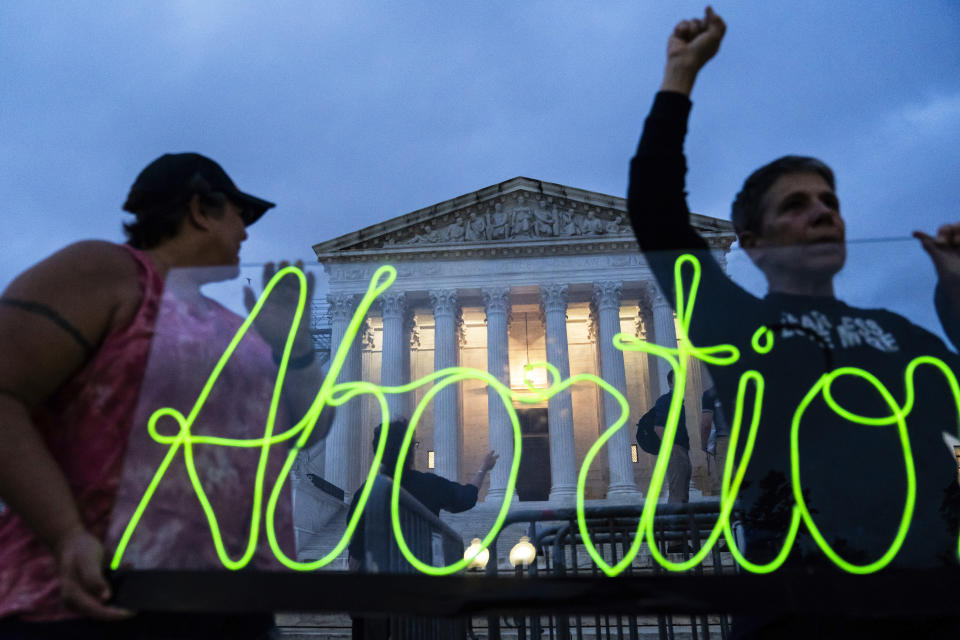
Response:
[[1, 0, 958, 302]]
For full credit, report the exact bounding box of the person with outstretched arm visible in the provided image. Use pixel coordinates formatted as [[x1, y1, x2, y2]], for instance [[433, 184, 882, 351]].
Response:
[[627, 7, 960, 637], [346, 419, 497, 640]]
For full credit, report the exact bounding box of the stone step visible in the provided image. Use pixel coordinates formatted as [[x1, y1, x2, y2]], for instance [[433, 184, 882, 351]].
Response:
[[274, 613, 352, 639], [274, 613, 727, 639]]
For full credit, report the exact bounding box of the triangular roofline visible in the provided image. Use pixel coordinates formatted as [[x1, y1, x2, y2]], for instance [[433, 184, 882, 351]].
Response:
[[312, 176, 733, 261]]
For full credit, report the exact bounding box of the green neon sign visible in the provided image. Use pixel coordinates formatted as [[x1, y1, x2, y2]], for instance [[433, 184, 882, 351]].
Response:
[[110, 255, 960, 576]]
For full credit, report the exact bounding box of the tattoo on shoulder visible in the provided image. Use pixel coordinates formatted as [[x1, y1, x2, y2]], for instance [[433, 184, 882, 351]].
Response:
[[0, 298, 93, 356]]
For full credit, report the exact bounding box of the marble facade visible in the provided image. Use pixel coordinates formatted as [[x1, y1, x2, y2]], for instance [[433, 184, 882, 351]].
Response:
[[302, 177, 735, 508]]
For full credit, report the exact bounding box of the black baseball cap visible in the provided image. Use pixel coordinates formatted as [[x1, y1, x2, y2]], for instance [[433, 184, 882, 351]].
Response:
[[123, 152, 275, 226]]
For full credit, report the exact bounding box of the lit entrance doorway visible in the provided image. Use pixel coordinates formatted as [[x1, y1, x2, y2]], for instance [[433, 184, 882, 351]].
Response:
[[515, 408, 551, 501]]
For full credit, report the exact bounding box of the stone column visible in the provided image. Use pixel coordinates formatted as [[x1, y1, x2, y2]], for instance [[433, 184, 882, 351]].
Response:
[[686, 355, 704, 500], [402, 311, 417, 419], [685, 356, 703, 447], [323, 293, 359, 494], [430, 289, 460, 482], [634, 299, 657, 412], [302, 300, 328, 477], [593, 281, 639, 497], [540, 284, 577, 502], [483, 286, 513, 502], [345, 323, 366, 495], [379, 292, 407, 420], [714, 244, 730, 272], [651, 288, 679, 397]]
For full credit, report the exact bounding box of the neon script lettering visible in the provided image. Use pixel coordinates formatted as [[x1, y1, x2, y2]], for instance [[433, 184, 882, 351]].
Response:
[[110, 256, 960, 576]]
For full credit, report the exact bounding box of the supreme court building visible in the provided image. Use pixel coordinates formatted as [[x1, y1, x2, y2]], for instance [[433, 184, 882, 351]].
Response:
[[301, 177, 734, 515]]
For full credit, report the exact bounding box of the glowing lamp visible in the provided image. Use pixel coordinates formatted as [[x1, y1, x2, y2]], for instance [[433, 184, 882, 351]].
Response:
[[464, 537, 489, 570], [509, 535, 536, 567]]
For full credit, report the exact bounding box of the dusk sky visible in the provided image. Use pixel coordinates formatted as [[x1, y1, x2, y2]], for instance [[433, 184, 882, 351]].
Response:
[[2, 1, 959, 334]]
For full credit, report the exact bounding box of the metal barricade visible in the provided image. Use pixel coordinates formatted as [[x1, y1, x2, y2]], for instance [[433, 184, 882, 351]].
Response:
[[484, 502, 743, 640]]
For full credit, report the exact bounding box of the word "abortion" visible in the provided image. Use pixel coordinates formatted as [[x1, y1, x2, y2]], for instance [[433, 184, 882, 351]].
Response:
[[110, 256, 960, 576]]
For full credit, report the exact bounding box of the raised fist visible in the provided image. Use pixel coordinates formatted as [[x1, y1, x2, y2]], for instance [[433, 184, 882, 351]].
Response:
[[666, 6, 726, 73]]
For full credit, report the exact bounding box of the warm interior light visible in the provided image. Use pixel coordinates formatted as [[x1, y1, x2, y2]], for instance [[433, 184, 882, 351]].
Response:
[[464, 537, 489, 570], [521, 362, 549, 389], [631, 444, 639, 463], [511, 313, 549, 390], [509, 535, 536, 567], [427, 450, 435, 469]]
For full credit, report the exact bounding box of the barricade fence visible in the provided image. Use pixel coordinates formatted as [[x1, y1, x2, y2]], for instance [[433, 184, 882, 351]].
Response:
[[482, 503, 743, 640], [356, 475, 467, 639]]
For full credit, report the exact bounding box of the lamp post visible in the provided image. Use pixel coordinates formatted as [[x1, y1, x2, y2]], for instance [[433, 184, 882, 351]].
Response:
[[509, 536, 536, 571], [464, 537, 489, 571]]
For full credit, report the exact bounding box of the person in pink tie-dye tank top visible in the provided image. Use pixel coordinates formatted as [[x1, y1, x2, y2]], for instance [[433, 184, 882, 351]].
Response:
[[0, 153, 333, 639]]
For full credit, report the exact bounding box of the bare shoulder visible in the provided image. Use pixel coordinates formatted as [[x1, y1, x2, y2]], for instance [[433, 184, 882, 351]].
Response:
[[21, 240, 136, 280], [4, 240, 140, 303], [0, 240, 145, 404], [5, 240, 140, 336]]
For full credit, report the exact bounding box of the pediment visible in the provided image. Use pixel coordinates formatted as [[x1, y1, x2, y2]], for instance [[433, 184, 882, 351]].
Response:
[[312, 177, 733, 262]]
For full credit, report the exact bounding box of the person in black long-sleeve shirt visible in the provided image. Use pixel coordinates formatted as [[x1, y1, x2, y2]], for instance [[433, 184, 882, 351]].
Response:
[[653, 369, 690, 504], [347, 419, 497, 572], [627, 6, 960, 637], [347, 419, 497, 639]]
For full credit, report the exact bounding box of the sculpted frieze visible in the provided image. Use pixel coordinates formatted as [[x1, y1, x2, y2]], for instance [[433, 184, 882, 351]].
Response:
[[371, 193, 633, 248], [326, 253, 655, 291]]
